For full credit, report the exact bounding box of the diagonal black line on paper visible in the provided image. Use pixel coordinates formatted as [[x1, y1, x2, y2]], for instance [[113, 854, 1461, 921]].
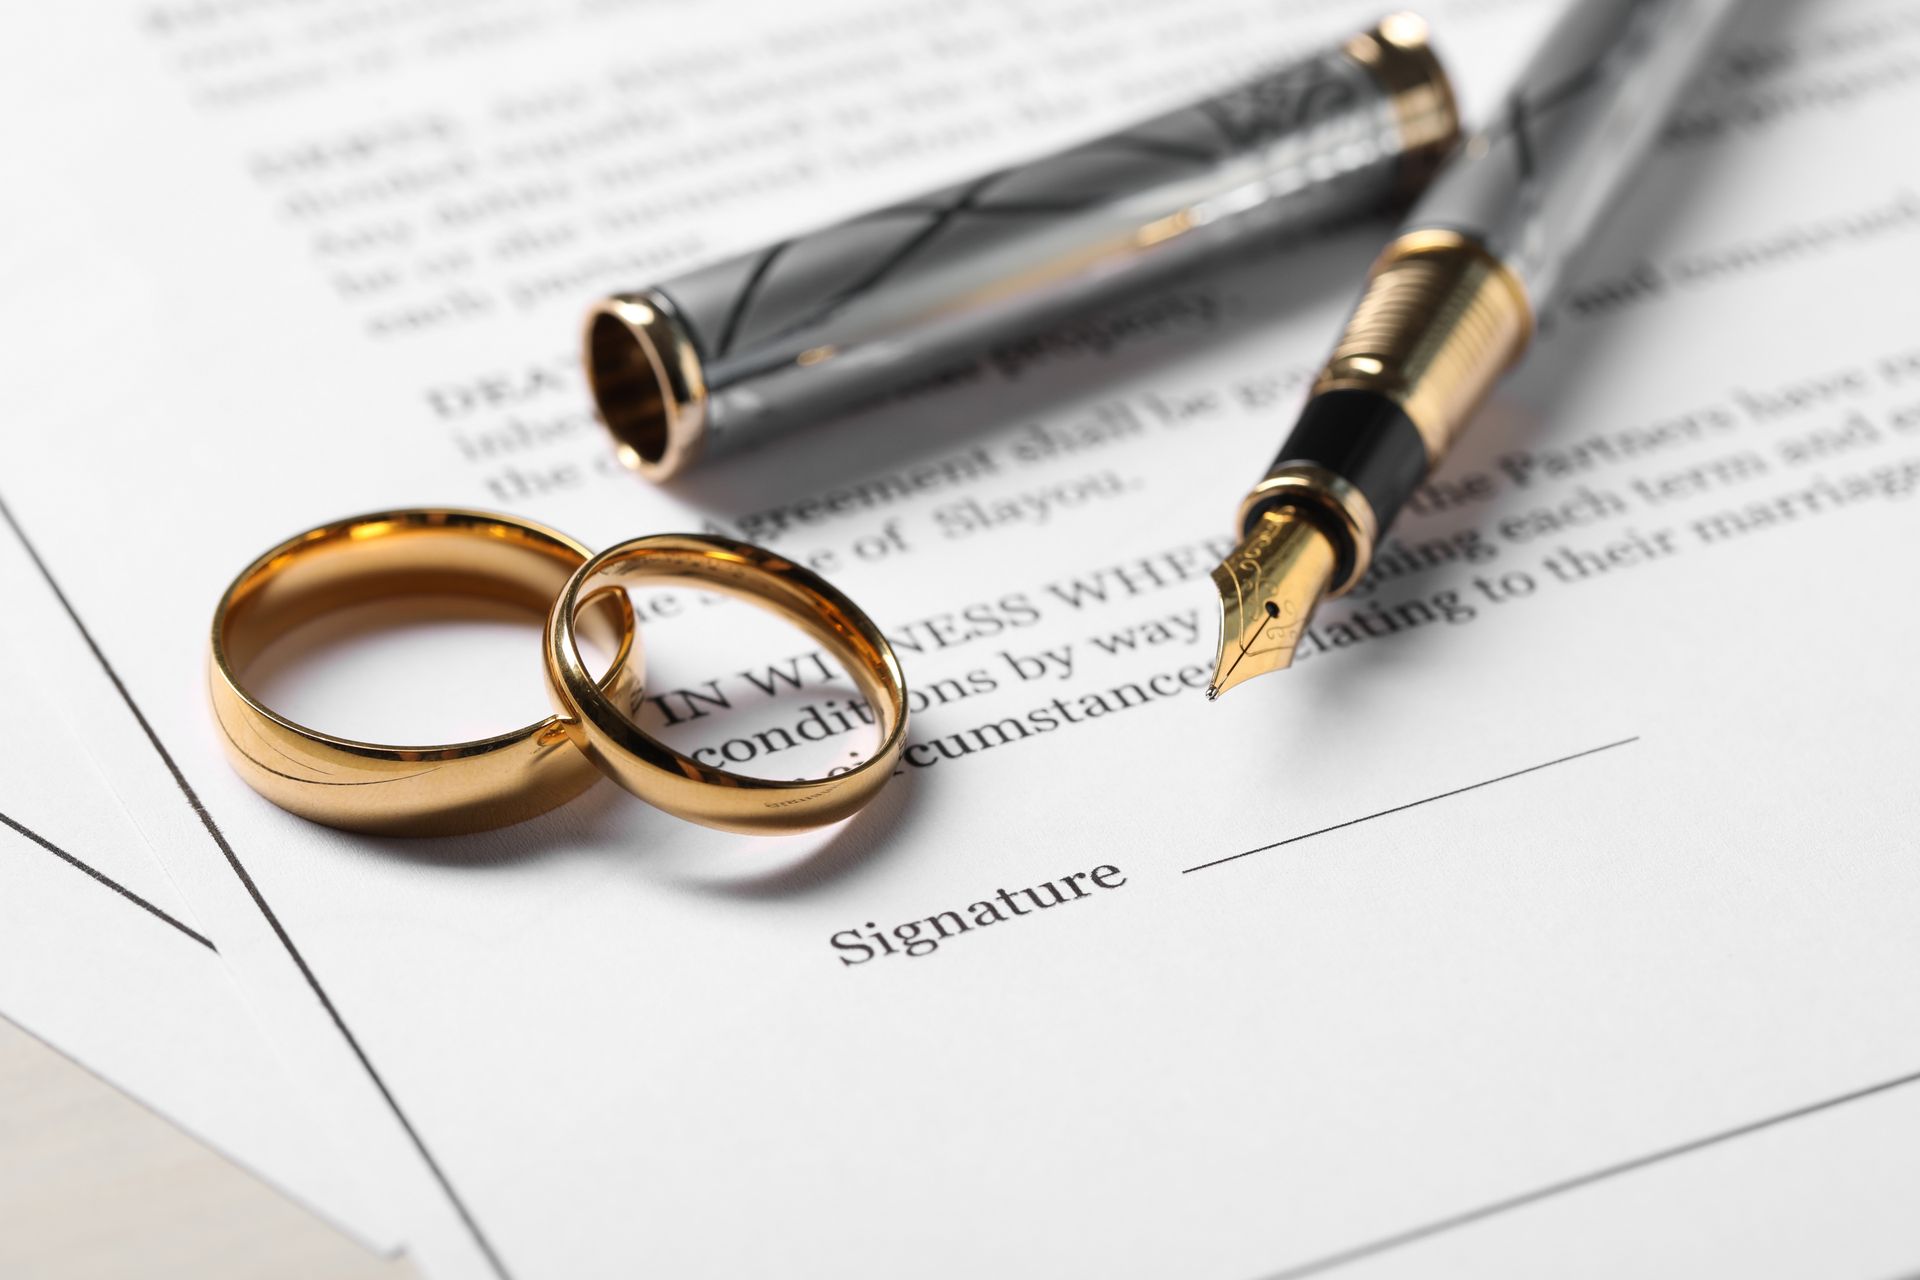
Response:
[[1184, 737, 1641, 874], [0, 807, 214, 950], [1260, 1063, 1920, 1278], [0, 491, 515, 1280], [1181, 726, 1920, 1274]]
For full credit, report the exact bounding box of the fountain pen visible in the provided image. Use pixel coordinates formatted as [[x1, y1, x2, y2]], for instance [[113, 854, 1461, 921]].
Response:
[[1207, 0, 1746, 699]]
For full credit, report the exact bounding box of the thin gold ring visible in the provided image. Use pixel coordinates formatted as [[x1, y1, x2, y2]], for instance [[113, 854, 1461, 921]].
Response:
[[209, 509, 638, 836], [544, 534, 908, 834]]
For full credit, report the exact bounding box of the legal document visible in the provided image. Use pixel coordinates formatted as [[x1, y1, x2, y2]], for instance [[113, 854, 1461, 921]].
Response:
[[4, 0, 1920, 1275]]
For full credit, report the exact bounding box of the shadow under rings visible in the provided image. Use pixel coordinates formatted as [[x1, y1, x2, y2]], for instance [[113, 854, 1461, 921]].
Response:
[[668, 759, 920, 899], [354, 734, 918, 899]]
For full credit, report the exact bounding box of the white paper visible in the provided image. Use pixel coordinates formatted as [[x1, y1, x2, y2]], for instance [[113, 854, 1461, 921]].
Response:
[[1327, 1068, 1920, 1279], [0, 530, 391, 1251], [5, 0, 1920, 1276]]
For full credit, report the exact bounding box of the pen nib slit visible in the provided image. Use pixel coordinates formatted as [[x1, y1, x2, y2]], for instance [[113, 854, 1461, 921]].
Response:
[[1206, 509, 1337, 700]]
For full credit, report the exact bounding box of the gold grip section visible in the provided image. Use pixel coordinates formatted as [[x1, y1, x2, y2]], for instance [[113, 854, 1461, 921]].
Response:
[[1346, 13, 1461, 193], [1314, 229, 1533, 461], [1237, 464, 1378, 597]]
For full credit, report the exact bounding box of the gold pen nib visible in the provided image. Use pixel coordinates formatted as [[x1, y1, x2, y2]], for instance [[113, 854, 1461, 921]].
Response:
[[1207, 508, 1337, 700]]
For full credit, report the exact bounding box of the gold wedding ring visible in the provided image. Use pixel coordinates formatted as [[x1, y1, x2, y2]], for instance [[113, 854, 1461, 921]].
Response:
[[212, 516, 905, 837], [209, 509, 637, 836], [545, 534, 908, 834]]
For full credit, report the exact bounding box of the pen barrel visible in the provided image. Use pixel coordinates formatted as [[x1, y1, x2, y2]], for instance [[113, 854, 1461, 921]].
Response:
[[586, 17, 1460, 481], [1411, 0, 1746, 308], [1242, 0, 1747, 594]]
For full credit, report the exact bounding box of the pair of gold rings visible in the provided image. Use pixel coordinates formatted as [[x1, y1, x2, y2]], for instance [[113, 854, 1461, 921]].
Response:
[[208, 510, 908, 837]]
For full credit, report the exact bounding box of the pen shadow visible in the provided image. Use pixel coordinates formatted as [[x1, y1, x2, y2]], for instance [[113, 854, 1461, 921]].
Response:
[[662, 212, 1399, 523]]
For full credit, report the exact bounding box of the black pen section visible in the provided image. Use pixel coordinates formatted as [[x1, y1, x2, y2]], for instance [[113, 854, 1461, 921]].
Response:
[[1242, 388, 1429, 539]]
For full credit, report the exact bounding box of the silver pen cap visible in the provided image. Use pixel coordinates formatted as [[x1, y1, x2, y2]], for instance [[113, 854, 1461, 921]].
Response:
[[585, 14, 1458, 482]]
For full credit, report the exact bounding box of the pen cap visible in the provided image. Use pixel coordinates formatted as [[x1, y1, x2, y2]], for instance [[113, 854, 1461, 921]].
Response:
[[585, 16, 1459, 482]]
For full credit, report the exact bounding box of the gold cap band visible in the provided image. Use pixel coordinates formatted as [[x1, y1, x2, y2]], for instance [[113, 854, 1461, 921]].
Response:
[[1237, 464, 1381, 596], [1345, 13, 1462, 195], [584, 292, 709, 483]]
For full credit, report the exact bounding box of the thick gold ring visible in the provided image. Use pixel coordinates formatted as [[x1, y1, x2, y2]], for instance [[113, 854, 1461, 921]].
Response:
[[544, 534, 908, 834], [209, 509, 637, 836]]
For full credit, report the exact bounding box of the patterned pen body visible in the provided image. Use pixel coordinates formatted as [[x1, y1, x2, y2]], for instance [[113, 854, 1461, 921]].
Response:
[[586, 16, 1458, 480], [1205, 0, 1747, 702], [1242, 0, 1748, 587]]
